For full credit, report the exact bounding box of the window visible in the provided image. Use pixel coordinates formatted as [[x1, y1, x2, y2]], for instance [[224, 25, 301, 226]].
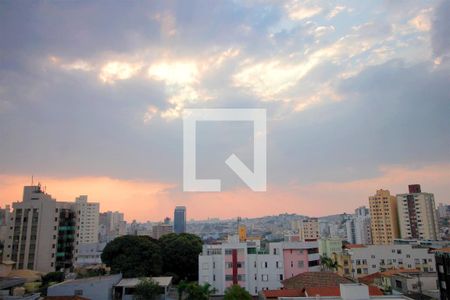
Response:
[[298, 261, 304, 268], [261, 274, 268, 281], [279, 274, 283, 280]]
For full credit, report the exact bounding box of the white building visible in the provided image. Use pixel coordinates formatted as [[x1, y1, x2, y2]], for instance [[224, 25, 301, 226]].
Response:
[[278, 283, 415, 300], [74, 242, 106, 266], [198, 236, 320, 296], [346, 206, 372, 245], [396, 185, 440, 241], [335, 244, 435, 279], [75, 196, 99, 245]]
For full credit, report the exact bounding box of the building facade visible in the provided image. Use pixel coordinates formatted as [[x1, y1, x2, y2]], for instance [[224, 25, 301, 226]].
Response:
[[75, 195, 99, 245], [369, 189, 400, 245], [99, 211, 126, 243], [334, 244, 435, 279], [152, 223, 173, 239], [3, 186, 100, 273], [434, 248, 450, 300], [174, 206, 186, 234], [396, 184, 439, 240], [319, 238, 343, 258], [198, 236, 320, 296], [299, 218, 319, 241]]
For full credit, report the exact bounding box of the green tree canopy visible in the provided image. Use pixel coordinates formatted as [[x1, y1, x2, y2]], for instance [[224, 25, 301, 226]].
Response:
[[133, 278, 161, 300], [159, 233, 202, 282], [101, 235, 162, 278], [184, 282, 215, 300], [224, 284, 252, 300]]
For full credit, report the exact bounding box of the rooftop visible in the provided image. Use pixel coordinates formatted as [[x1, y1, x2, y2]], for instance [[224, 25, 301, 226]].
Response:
[[282, 272, 353, 290], [115, 277, 172, 288], [305, 285, 383, 297], [262, 289, 305, 298]]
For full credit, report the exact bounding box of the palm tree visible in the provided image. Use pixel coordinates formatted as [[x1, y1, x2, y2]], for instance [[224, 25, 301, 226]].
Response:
[[320, 255, 341, 271]]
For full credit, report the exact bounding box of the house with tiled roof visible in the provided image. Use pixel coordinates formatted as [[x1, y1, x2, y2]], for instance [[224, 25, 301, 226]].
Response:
[[281, 271, 353, 290]]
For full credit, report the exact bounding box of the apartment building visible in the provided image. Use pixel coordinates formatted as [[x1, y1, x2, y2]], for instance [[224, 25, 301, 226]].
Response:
[[346, 216, 372, 245], [369, 189, 400, 245], [396, 184, 439, 240], [75, 195, 99, 245], [152, 223, 173, 239], [334, 244, 435, 279], [3, 185, 100, 273], [319, 238, 343, 257], [3, 186, 67, 272], [99, 211, 126, 243], [434, 247, 450, 300], [299, 218, 319, 241], [198, 236, 320, 296]]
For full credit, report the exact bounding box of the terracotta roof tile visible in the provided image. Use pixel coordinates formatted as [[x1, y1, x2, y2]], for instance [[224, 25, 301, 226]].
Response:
[[305, 285, 383, 296], [282, 272, 353, 290], [262, 289, 305, 298]]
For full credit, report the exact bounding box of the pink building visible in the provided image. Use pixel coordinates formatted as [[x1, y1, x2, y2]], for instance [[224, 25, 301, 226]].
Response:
[[199, 236, 320, 296]]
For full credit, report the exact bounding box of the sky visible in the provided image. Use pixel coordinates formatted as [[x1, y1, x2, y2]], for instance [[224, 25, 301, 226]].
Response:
[[0, 0, 450, 222]]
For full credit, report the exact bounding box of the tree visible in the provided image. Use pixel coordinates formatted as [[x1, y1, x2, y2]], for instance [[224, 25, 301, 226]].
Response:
[[134, 278, 161, 300], [177, 280, 188, 300], [159, 233, 202, 282], [41, 271, 65, 286], [320, 255, 340, 271], [184, 282, 215, 300], [101, 235, 162, 278], [224, 284, 252, 300]]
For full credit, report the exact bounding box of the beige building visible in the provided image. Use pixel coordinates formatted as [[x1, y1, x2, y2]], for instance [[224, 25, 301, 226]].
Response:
[[75, 195, 99, 245], [3, 186, 65, 272], [396, 184, 439, 240], [3, 186, 100, 273], [369, 189, 399, 245], [299, 218, 319, 241], [152, 223, 173, 239]]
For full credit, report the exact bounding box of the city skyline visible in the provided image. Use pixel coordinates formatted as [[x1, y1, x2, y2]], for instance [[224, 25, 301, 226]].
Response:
[[1, 1, 450, 221], [0, 180, 448, 222]]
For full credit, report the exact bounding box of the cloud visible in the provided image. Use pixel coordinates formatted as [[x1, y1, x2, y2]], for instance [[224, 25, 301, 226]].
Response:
[[327, 5, 347, 19], [0, 0, 449, 220], [99, 61, 142, 84], [285, 1, 323, 20], [431, 0, 450, 60]]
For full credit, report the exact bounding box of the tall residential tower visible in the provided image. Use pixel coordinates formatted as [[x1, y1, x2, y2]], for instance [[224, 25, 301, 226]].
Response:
[[369, 189, 399, 245]]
